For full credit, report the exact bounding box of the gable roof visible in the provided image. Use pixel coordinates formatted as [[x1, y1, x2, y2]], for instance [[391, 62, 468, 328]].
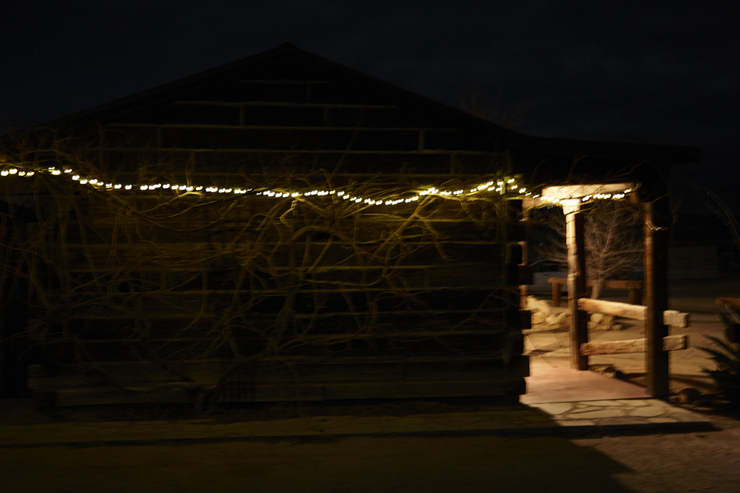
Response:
[[45, 43, 517, 136], [34, 43, 701, 170]]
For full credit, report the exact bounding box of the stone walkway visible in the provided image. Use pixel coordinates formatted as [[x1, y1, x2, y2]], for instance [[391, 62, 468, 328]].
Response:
[[0, 398, 712, 448], [528, 398, 710, 429]]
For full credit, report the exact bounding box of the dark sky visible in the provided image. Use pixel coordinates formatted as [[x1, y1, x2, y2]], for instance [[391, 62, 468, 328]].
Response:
[[2, 1, 739, 207]]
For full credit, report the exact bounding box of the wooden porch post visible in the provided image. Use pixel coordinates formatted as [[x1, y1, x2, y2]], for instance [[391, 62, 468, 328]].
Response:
[[644, 198, 671, 397], [564, 201, 589, 370]]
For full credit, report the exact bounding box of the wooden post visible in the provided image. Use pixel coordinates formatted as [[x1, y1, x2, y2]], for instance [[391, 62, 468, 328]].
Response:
[[564, 201, 589, 370], [644, 199, 671, 398], [519, 241, 529, 309], [552, 281, 562, 307]]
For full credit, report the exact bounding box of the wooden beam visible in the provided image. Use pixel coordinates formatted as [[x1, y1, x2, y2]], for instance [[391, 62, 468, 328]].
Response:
[[566, 204, 589, 370], [580, 335, 688, 355], [525, 183, 636, 211], [549, 278, 643, 290], [548, 278, 643, 307], [577, 299, 689, 327], [579, 298, 647, 320], [552, 279, 564, 307], [540, 183, 635, 200], [644, 198, 671, 398]]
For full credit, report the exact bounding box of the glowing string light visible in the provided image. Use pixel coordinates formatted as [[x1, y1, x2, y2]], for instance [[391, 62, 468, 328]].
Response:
[[0, 163, 634, 213]]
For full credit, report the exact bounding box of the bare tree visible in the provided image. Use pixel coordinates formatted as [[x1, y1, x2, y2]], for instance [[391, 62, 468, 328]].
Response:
[[533, 202, 643, 299]]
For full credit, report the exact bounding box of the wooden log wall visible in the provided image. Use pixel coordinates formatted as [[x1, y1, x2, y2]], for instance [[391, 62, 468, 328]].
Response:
[[8, 60, 529, 405]]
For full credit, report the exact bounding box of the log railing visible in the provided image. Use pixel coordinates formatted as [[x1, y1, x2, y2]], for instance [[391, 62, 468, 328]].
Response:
[[576, 298, 689, 356], [548, 277, 643, 307]]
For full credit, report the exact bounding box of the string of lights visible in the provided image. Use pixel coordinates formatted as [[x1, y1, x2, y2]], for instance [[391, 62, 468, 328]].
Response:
[[0, 164, 633, 206], [0, 165, 533, 204]]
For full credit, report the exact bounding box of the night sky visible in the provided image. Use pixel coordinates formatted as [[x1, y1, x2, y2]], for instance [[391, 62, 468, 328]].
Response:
[[2, 1, 739, 208]]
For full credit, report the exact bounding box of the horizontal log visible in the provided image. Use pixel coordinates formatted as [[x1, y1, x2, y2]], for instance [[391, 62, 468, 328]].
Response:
[[24, 286, 505, 296], [580, 335, 688, 355], [321, 380, 524, 401], [49, 387, 192, 407], [578, 298, 647, 320], [46, 378, 525, 407], [29, 355, 513, 373], [28, 355, 525, 389], [541, 183, 636, 200], [94, 147, 493, 156], [114, 123, 439, 132], [548, 278, 643, 289], [55, 329, 508, 345], [62, 306, 505, 320], [31, 355, 529, 406], [577, 299, 689, 327]]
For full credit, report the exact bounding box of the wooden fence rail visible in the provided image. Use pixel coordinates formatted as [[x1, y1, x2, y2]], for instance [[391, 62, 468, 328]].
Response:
[[577, 298, 689, 327], [575, 298, 689, 356], [548, 278, 643, 307]]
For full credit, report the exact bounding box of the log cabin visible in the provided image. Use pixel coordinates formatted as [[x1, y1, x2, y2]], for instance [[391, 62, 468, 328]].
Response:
[[0, 43, 700, 406]]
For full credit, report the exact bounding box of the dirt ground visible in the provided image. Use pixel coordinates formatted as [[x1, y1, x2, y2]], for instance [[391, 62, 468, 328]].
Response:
[[2, 421, 740, 492]]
